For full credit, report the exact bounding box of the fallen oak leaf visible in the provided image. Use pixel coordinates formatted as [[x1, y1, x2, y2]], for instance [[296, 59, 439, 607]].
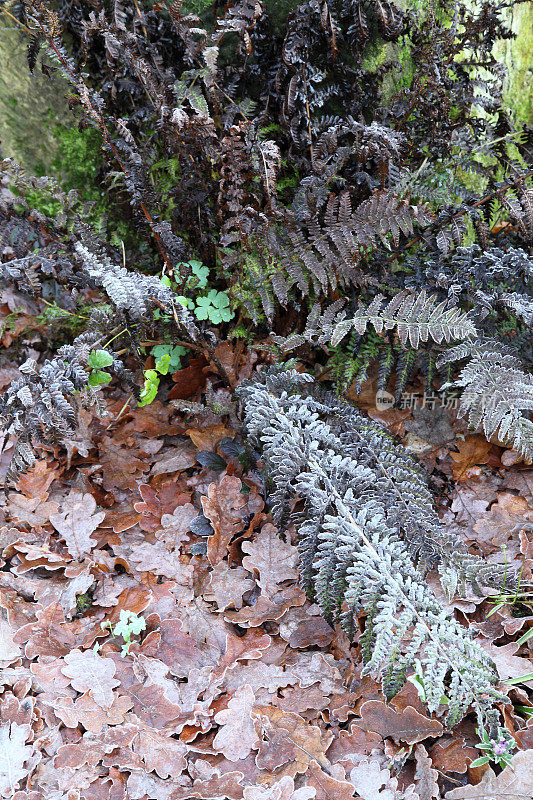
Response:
[[473, 492, 533, 549], [210, 630, 272, 684], [0, 722, 34, 798], [6, 493, 59, 526], [349, 754, 420, 800], [53, 723, 140, 769], [243, 775, 316, 800], [202, 476, 248, 566], [225, 585, 307, 627], [127, 541, 194, 589], [132, 728, 187, 778], [187, 424, 234, 452], [241, 524, 299, 597], [49, 490, 105, 559], [54, 692, 133, 734], [445, 748, 533, 799], [253, 707, 332, 774], [429, 736, 477, 775], [358, 700, 444, 744], [450, 435, 492, 481], [305, 760, 355, 800], [61, 648, 120, 709], [14, 602, 75, 659], [205, 561, 255, 611], [213, 684, 260, 762]]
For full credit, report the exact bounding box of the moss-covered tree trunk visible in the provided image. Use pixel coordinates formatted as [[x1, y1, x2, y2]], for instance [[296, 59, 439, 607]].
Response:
[[0, 24, 71, 172], [500, 3, 533, 124]]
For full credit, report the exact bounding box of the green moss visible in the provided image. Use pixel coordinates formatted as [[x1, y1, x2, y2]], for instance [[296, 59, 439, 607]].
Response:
[[500, 5, 533, 124]]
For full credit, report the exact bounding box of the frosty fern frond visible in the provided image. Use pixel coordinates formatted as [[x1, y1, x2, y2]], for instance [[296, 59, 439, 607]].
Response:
[[272, 290, 477, 354], [74, 242, 200, 339], [329, 290, 477, 348], [439, 340, 533, 461], [238, 366, 511, 730]]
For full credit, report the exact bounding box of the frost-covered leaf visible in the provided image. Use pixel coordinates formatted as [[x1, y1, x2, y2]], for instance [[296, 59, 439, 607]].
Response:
[[49, 490, 105, 558], [242, 523, 299, 597], [61, 649, 120, 708], [213, 684, 260, 762], [0, 723, 33, 797]]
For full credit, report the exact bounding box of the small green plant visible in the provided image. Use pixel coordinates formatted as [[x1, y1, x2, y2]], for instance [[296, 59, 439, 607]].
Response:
[[161, 263, 234, 324], [470, 726, 517, 768], [87, 349, 114, 386], [139, 345, 181, 406], [150, 344, 188, 371], [194, 289, 234, 323], [101, 610, 147, 656]]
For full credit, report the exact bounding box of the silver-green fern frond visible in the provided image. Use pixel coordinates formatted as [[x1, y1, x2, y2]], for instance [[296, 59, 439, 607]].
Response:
[[329, 290, 477, 348], [439, 340, 533, 461], [238, 366, 512, 731]]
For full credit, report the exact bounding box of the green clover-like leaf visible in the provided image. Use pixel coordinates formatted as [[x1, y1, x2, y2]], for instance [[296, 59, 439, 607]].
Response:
[[88, 349, 114, 369], [139, 369, 160, 406], [88, 370, 112, 386]]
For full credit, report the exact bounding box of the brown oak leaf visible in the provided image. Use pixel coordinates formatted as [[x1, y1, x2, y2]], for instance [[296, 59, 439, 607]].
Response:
[[61, 648, 120, 708], [0, 722, 34, 798], [243, 775, 315, 800], [49, 490, 105, 558], [128, 541, 194, 588], [358, 699, 444, 744], [132, 728, 187, 778], [445, 749, 533, 799], [205, 561, 255, 611], [254, 707, 332, 774], [305, 761, 356, 800], [241, 524, 299, 597], [54, 692, 133, 733], [213, 684, 260, 762], [14, 602, 75, 659], [203, 476, 248, 565], [450, 435, 491, 481]]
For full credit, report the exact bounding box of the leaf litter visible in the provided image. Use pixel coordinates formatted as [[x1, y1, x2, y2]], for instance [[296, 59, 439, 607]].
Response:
[[0, 363, 531, 800]]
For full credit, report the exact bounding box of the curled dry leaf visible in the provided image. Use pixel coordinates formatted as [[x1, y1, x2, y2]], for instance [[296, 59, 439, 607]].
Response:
[[49, 490, 105, 559], [213, 684, 260, 762], [358, 700, 444, 744]]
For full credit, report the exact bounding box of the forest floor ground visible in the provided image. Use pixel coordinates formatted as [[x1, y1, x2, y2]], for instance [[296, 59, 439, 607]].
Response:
[[0, 339, 532, 800]]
